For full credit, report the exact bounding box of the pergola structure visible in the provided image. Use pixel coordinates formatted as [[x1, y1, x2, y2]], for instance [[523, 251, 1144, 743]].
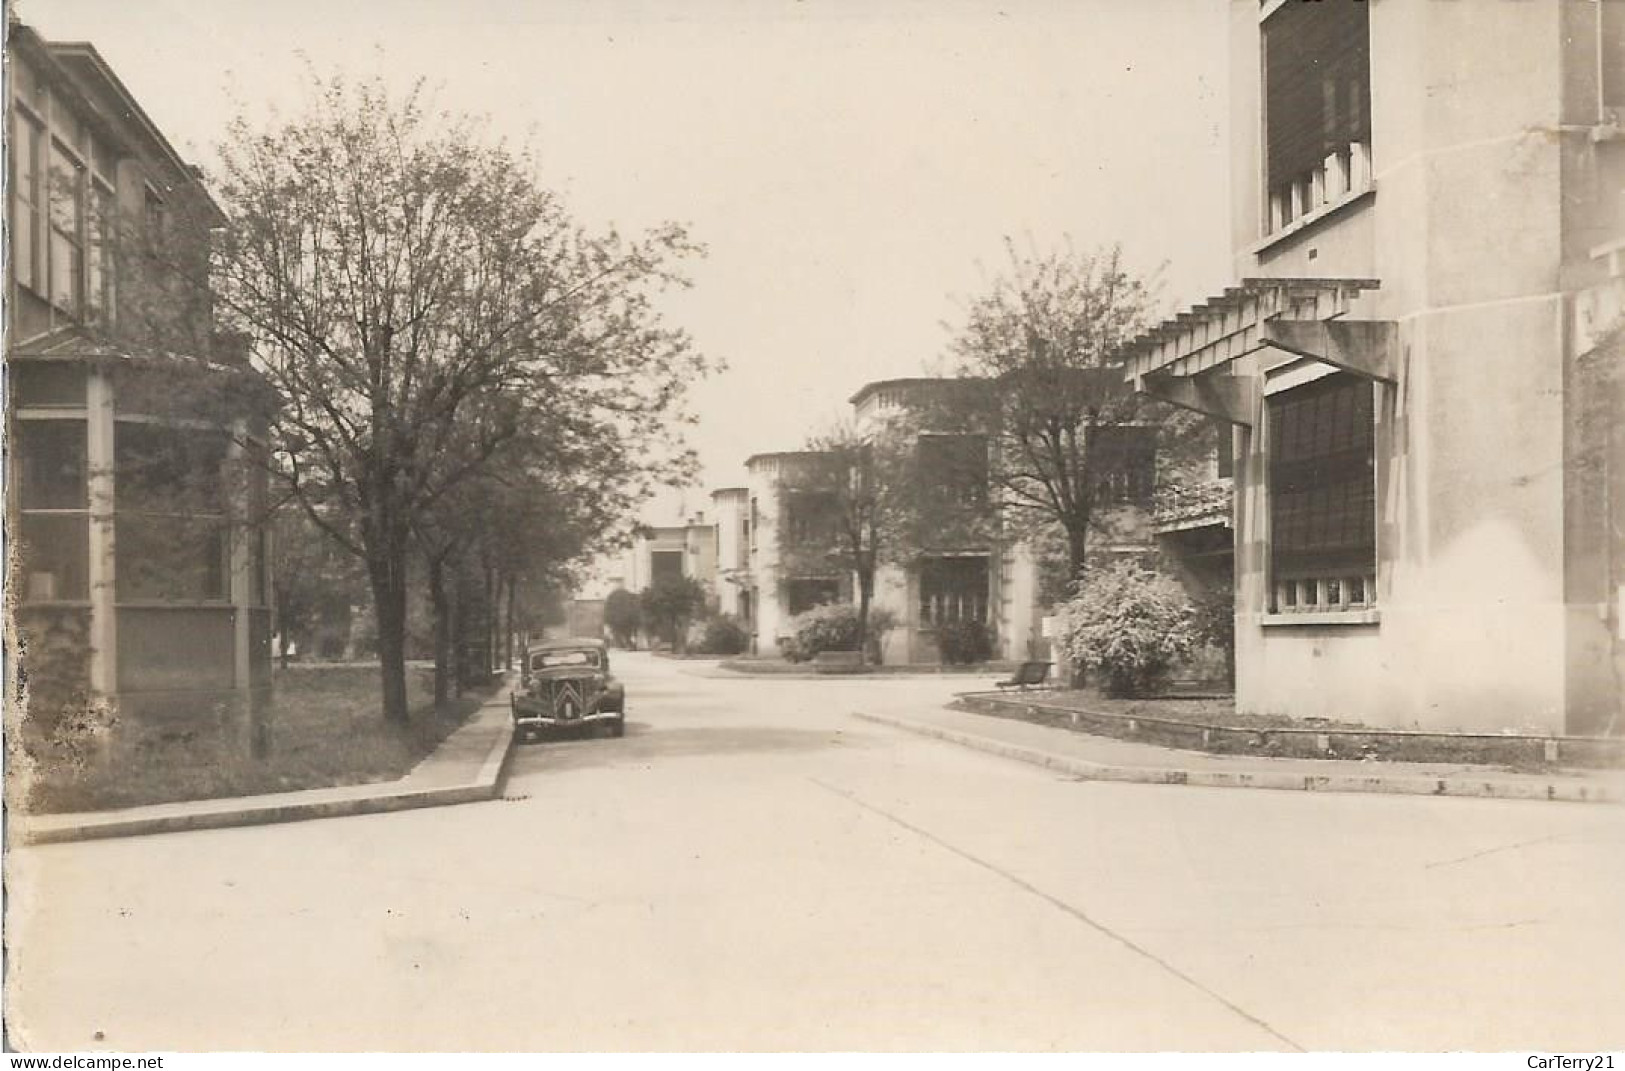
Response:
[[1119, 277, 1395, 420]]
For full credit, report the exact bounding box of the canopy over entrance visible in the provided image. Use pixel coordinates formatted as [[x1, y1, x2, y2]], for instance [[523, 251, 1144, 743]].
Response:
[[1118, 277, 1394, 426]]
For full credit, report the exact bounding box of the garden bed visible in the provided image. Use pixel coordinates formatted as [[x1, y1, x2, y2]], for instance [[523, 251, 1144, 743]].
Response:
[[955, 690, 1625, 771], [20, 665, 498, 815]]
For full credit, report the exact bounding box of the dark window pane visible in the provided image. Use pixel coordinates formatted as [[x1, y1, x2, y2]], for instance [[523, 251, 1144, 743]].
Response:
[[15, 420, 88, 508], [12, 363, 86, 408], [115, 422, 228, 514], [1264, 1, 1371, 193], [1268, 372, 1376, 590], [785, 490, 838, 545], [918, 434, 989, 510], [649, 550, 683, 585], [17, 513, 90, 601], [786, 578, 840, 617], [918, 555, 989, 626], [115, 515, 229, 602]]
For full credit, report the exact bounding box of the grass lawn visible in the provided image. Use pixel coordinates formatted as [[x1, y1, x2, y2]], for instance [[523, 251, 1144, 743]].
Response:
[[22, 665, 498, 815]]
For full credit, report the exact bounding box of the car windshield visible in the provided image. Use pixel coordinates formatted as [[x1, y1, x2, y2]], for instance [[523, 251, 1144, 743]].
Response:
[[532, 650, 599, 670]]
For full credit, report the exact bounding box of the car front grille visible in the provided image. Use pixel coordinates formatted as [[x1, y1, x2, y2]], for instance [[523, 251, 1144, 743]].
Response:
[[545, 678, 597, 719]]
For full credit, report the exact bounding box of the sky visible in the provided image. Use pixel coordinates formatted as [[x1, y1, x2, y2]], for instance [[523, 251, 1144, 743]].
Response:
[[19, 0, 1234, 525]]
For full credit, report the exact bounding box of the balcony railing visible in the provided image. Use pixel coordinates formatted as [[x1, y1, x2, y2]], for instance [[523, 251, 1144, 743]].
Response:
[[1267, 140, 1372, 237], [1152, 478, 1233, 533], [1271, 573, 1377, 615]]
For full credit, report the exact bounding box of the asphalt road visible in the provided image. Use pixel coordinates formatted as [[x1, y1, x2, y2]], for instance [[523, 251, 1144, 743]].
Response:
[[7, 652, 1623, 1051]]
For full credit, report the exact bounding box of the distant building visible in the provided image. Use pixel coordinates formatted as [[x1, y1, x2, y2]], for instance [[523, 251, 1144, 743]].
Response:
[[1121, 0, 1624, 733], [740, 451, 832, 652], [7, 23, 273, 733], [710, 486, 752, 623], [625, 516, 718, 601], [721, 377, 1173, 664]]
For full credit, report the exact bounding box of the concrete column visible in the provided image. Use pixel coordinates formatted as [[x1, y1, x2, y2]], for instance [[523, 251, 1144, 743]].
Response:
[[85, 368, 117, 696]]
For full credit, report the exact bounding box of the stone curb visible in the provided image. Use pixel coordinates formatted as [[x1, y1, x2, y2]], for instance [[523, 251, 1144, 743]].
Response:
[[18, 695, 518, 847], [852, 711, 1622, 805], [954, 692, 1625, 769]]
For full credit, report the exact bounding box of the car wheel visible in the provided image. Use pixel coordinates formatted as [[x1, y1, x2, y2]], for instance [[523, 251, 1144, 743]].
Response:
[[610, 717, 625, 738]]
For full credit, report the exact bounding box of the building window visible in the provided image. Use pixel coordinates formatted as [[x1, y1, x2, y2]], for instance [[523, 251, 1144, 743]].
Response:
[[88, 182, 116, 324], [116, 516, 230, 602], [12, 363, 87, 409], [785, 577, 839, 616], [11, 111, 43, 293], [917, 434, 989, 510], [13, 418, 91, 603], [15, 420, 89, 509], [1214, 419, 1234, 480], [1087, 425, 1156, 507], [1267, 372, 1376, 613], [1262, 0, 1372, 234], [650, 549, 684, 585], [17, 513, 91, 602], [785, 491, 836, 545], [114, 423, 231, 603], [918, 555, 989, 627], [48, 139, 86, 314], [144, 187, 168, 251]]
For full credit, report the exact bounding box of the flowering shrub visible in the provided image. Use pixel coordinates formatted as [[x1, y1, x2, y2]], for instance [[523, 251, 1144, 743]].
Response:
[[1057, 560, 1197, 696], [786, 602, 862, 660]]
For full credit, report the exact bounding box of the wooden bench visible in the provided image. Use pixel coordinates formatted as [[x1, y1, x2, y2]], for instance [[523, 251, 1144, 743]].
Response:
[[995, 661, 1053, 691], [813, 650, 866, 674]]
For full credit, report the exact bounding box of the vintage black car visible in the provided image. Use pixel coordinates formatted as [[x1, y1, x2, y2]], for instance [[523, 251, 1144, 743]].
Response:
[[511, 638, 625, 741]]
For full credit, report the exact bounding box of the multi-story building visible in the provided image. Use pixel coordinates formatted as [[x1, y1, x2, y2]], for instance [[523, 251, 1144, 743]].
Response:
[[710, 486, 752, 623], [7, 23, 272, 738], [740, 450, 838, 653], [726, 377, 1170, 663], [847, 379, 1040, 664], [1122, 0, 1624, 734]]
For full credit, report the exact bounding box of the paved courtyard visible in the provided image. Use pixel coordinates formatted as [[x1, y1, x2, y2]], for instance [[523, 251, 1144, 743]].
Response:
[[6, 653, 1622, 1051]]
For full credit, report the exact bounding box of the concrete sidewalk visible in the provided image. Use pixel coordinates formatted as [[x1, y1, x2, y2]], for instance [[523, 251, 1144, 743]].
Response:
[[16, 686, 517, 846], [854, 703, 1625, 805]]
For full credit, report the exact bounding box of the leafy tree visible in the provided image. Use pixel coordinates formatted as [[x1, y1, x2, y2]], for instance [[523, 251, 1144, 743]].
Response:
[[188, 73, 710, 721], [272, 504, 367, 666], [779, 419, 917, 665], [604, 589, 642, 649], [941, 239, 1180, 592], [639, 576, 706, 653]]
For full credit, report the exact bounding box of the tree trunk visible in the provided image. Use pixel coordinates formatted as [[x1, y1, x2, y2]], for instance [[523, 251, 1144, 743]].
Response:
[[429, 556, 451, 709], [504, 575, 517, 672], [1065, 522, 1090, 595], [450, 573, 465, 698], [856, 570, 874, 666], [368, 545, 411, 723], [483, 563, 498, 677]]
